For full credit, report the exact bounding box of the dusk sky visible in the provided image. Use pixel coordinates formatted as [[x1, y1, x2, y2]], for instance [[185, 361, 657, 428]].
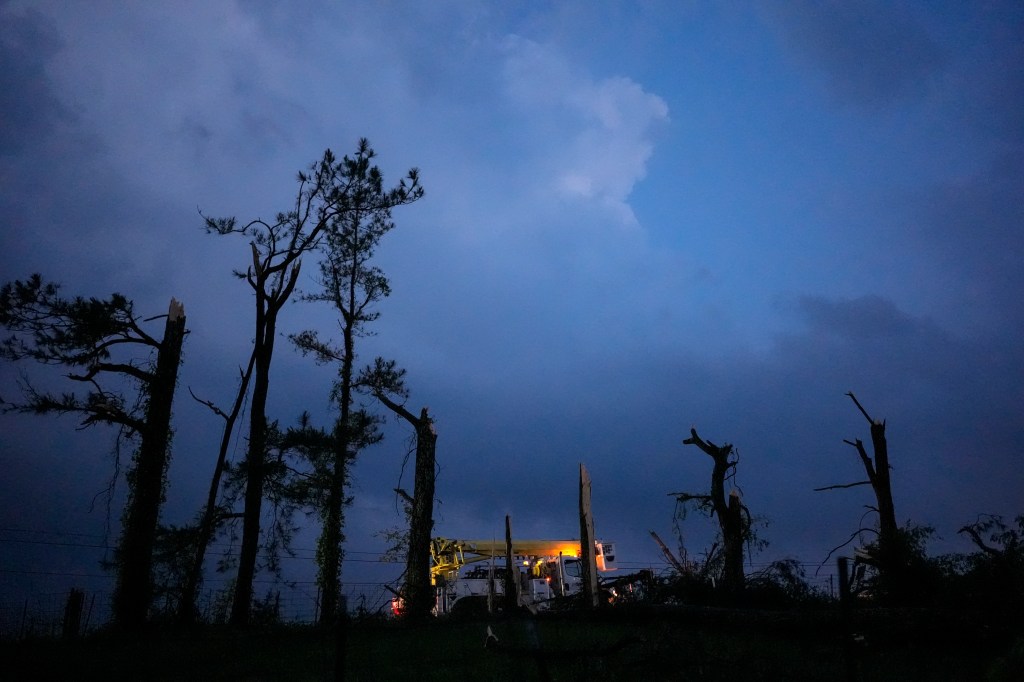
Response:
[[2, 0, 1022, 618]]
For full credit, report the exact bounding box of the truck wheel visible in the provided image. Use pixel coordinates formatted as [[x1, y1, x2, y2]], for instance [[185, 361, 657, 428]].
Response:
[[450, 596, 488, 618]]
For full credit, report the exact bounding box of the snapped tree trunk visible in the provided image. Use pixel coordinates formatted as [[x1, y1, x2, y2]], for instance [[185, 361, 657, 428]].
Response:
[[682, 428, 745, 594], [579, 463, 599, 608], [722, 490, 744, 592], [112, 299, 186, 628], [405, 408, 438, 620], [504, 514, 517, 611], [371, 401, 436, 620], [868, 417, 898, 553], [843, 392, 900, 600]]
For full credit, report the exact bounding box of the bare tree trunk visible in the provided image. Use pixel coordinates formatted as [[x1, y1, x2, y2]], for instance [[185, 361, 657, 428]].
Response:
[[868, 417, 898, 550], [682, 428, 745, 594], [231, 345, 270, 626], [112, 299, 186, 628], [230, 254, 300, 627], [649, 530, 687, 574], [844, 392, 900, 600], [231, 283, 278, 626], [723, 491, 744, 592], [179, 350, 255, 625]]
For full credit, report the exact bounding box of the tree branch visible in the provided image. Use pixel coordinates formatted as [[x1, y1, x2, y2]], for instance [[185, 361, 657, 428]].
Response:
[[958, 525, 1003, 557], [69, 362, 155, 385], [814, 480, 872, 492], [374, 389, 419, 426], [843, 438, 877, 482], [846, 391, 874, 424], [668, 492, 713, 503], [820, 526, 878, 567], [188, 387, 229, 420], [682, 427, 728, 459]]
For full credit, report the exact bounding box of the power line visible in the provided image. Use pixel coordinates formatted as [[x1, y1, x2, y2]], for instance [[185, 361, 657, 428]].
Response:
[[0, 569, 112, 579], [0, 527, 107, 539], [0, 538, 112, 550], [0, 527, 839, 574], [0, 528, 391, 558]]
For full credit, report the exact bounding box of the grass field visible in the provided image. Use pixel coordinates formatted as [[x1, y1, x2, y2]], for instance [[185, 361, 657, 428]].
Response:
[[6, 606, 1022, 680]]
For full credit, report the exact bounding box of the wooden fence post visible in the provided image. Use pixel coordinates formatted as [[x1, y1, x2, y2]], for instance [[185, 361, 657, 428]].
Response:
[[62, 588, 84, 639]]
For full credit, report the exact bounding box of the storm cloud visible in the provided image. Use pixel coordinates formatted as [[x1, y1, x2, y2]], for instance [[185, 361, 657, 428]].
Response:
[[1, 1, 1021, 616]]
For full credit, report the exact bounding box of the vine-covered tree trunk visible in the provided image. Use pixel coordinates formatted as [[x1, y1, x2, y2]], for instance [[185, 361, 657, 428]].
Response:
[[282, 142, 423, 626], [317, 431, 348, 626], [365, 397, 436, 620], [112, 299, 186, 628], [318, 322, 357, 627]]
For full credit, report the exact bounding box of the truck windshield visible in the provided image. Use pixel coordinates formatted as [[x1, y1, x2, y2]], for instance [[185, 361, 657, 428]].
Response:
[[563, 559, 581, 578]]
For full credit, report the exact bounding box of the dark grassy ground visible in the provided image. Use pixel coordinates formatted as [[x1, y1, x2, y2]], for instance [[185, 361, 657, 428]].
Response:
[[5, 606, 1022, 681]]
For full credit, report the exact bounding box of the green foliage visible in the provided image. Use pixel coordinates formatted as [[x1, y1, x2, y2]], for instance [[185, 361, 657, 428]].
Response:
[[0, 274, 154, 367], [284, 141, 423, 625], [357, 357, 408, 401], [935, 514, 1024, 610], [204, 140, 420, 625], [840, 516, 1024, 610], [203, 140, 420, 277], [2, 273, 185, 628], [847, 522, 941, 605], [744, 559, 831, 608], [150, 524, 201, 619], [215, 420, 314, 583], [0, 274, 158, 432], [250, 590, 284, 626], [657, 556, 826, 610], [208, 581, 236, 624], [671, 493, 767, 586], [215, 409, 386, 617], [374, 486, 414, 565]]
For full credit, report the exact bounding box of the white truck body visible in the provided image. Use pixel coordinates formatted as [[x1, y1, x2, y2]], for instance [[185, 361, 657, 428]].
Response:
[[430, 539, 617, 615]]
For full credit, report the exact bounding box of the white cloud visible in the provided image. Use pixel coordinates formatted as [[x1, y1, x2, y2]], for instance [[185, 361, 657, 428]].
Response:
[[500, 35, 669, 227]]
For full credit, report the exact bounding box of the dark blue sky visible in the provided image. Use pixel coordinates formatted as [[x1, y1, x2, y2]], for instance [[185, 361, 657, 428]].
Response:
[[2, 0, 1022, 616]]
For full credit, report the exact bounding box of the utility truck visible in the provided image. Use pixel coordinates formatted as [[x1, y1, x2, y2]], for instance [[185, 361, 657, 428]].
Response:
[[425, 537, 618, 616]]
